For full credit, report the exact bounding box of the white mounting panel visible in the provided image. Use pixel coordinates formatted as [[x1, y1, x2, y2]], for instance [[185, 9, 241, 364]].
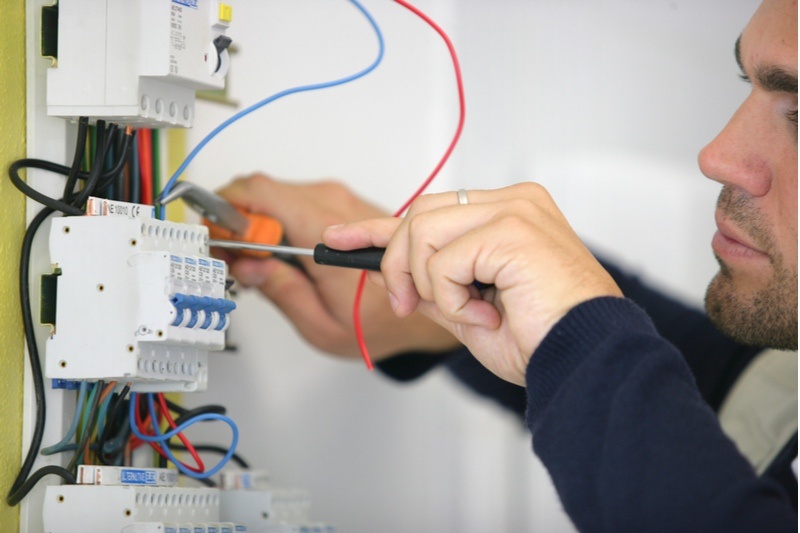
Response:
[[45, 215, 234, 392], [46, 0, 233, 127]]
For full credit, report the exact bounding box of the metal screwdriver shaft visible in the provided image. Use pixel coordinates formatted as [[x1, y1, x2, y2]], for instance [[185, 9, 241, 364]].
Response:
[[208, 239, 384, 272]]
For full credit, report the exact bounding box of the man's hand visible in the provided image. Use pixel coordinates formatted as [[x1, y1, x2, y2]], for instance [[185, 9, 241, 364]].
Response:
[[323, 182, 624, 385], [215, 173, 459, 360]]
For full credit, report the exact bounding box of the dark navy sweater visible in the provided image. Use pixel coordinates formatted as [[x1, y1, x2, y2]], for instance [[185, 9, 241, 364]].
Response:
[[379, 262, 797, 531]]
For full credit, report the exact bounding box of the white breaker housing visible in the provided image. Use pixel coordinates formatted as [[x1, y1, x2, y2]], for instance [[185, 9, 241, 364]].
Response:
[[44, 215, 234, 392], [46, 0, 233, 127]]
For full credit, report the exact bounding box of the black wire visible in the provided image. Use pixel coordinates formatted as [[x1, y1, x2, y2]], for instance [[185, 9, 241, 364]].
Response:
[[62, 117, 89, 203], [164, 398, 227, 423], [6, 466, 76, 507], [5, 121, 133, 506], [6, 207, 55, 506], [95, 383, 131, 460], [187, 475, 217, 488], [8, 163, 83, 215], [168, 443, 251, 469], [7, 125, 133, 216], [69, 120, 107, 209], [97, 412, 133, 466], [66, 380, 105, 473]]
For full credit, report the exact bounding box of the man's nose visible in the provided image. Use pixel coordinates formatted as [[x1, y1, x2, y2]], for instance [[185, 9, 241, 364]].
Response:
[[698, 93, 772, 198]]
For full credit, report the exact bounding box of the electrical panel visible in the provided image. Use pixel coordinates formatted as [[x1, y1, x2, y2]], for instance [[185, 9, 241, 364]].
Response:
[[44, 201, 234, 392], [46, 0, 233, 127]]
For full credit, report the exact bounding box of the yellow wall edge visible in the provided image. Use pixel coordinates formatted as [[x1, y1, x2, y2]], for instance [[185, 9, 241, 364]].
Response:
[[0, 0, 27, 530]]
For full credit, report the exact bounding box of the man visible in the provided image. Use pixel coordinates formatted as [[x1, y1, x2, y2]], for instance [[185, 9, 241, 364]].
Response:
[[218, 0, 797, 528]]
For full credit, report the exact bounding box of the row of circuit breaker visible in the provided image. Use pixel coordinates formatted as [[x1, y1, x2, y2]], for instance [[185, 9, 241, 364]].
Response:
[[43, 466, 335, 532]]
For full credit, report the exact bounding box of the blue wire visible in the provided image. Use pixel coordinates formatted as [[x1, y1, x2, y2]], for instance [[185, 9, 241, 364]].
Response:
[[156, 0, 385, 218], [128, 393, 239, 479], [41, 382, 90, 456], [78, 382, 100, 445]]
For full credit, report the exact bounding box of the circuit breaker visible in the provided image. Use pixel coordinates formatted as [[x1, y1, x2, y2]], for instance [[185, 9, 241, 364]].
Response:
[[43, 199, 235, 392], [42, 466, 247, 532], [46, 0, 234, 127]]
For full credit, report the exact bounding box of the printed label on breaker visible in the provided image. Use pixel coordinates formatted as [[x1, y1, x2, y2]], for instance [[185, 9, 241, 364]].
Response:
[[121, 469, 158, 485], [184, 257, 198, 282], [86, 197, 155, 219], [198, 258, 212, 284], [211, 260, 225, 288], [171, 255, 184, 278]]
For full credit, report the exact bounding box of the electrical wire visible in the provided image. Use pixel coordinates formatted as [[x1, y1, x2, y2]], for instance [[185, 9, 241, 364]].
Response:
[[67, 380, 105, 473], [92, 381, 119, 459], [62, 117, 89, 203], [151, 129, 162, 216], [8, 126, 133, 216], [5, 207, 55, 506], [353, 0, 467, 369], [156, 0, 385, 212], [130, 394, 202, 473], [138, 128, 154, 205], [156, 393, 206, 473], [128, 392, 239, 479], [6, 466, 76, 507], [167, 443, 251, 470], [40, 382, 90, 456], [96, 383, 131, 462], [157, 400, 227, 470]]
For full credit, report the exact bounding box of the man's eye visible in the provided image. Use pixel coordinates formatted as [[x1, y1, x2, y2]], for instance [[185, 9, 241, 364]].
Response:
[[786, 109, 798, 126]]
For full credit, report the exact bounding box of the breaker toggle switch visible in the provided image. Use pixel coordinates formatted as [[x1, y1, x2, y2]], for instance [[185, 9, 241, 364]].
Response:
[[170, 294, 236, 331]]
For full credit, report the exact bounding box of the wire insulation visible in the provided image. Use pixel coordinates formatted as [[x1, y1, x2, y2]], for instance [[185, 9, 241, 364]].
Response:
[[354, 0, 467, 369], [128, 393, 239, 479], [156, 0, 385, 212]]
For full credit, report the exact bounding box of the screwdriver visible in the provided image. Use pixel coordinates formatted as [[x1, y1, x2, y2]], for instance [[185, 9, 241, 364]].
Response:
[[210, 239, 494, 292], [208, 239, 385, 271]]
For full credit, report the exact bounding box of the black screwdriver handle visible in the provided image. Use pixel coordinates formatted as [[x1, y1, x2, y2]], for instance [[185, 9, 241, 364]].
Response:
[[313, 244, 385, 271]]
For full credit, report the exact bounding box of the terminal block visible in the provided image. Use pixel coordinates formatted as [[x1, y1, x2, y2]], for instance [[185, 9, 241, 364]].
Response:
[[44, 207, 235, 392]]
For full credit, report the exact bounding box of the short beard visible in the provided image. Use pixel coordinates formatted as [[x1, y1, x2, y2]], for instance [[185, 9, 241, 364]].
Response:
[[705, 187, 798, 350], [705, 258, 798, 350]]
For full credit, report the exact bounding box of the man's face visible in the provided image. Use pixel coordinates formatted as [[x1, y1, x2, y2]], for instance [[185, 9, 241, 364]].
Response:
[[699, 0, 798, 350]]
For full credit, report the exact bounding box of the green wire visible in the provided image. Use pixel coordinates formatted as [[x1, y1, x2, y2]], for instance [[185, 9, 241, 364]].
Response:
[[151, 129, 161, 216], [77, 382, 98, 446]]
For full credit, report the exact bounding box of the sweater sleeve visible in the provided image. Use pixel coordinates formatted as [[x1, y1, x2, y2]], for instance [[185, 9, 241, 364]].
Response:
[[378, 257, 759, 418], [527, 297, 797, 532]]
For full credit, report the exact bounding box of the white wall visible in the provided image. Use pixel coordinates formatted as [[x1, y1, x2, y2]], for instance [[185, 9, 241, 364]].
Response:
[[183, 1, 758, 531]]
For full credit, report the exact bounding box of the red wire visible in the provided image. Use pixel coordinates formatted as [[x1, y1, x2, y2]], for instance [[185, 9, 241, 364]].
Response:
[[132, 394, 204, 473], [138, 129, 153, 205], [353, 0, 467, 370], [156, 393, 206, 473]]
